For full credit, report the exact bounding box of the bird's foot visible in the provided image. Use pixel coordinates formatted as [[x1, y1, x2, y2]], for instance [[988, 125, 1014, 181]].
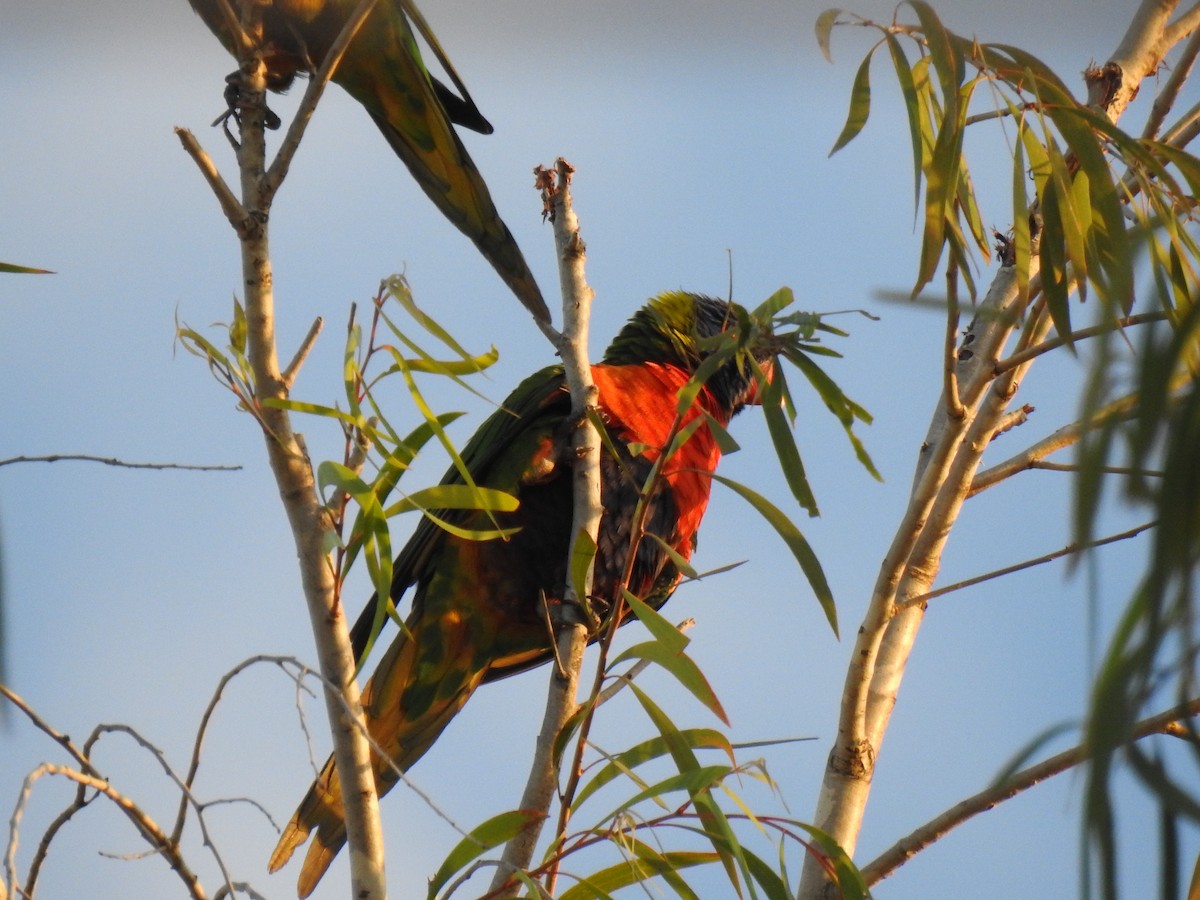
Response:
[[212, 72, 283, 135]]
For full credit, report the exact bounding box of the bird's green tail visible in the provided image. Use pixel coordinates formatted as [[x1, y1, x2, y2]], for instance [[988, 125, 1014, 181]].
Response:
[[268, 610, 491, 897]]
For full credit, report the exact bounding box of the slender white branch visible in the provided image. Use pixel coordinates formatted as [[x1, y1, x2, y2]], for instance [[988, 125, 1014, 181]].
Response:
[[490, 159, 597, 894]]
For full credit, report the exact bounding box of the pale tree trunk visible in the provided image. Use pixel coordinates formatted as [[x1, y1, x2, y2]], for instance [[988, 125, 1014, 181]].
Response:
[[797, 3, 1191, 896]]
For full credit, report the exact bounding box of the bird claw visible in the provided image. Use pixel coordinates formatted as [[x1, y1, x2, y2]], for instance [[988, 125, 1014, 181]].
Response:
[[212, 72, 283, 134]]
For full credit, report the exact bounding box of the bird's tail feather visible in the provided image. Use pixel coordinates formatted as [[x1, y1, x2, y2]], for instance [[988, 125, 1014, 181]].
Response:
[[269, 612, 491, 897], [367, 111, 548, 323]]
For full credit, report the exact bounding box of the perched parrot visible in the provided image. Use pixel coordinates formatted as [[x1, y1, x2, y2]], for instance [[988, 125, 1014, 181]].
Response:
[[268, 292, 774, 897], [186, 0, 548, 321]]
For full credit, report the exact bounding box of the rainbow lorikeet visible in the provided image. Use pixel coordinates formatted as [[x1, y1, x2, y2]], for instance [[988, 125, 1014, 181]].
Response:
[[268, 292, 774, 897], [185, 0, 548, 322]]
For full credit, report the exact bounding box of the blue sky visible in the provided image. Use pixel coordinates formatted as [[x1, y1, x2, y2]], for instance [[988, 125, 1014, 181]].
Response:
[[0, 1, 1186, 898]]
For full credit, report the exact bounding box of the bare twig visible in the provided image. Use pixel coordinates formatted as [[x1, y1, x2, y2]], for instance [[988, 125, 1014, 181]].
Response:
[[1028, 460, 1165, 477], [175, 127, 248, 234], [0, 455, 240, 472], [263, 0, 381, 200], [989, 404, 1035, 441], [7, 763, 206, 900], [860, 696, 1200, 886], [172, 655, 306, 845], [1144, 20, 1200, 139], [899, 520, 1156, 609], [282, 317, 324, 389], [943, 263, 965, 420], [969, 371, 1193, 497], [0, 685, 95, 773], [993, 312, 1167, 373]]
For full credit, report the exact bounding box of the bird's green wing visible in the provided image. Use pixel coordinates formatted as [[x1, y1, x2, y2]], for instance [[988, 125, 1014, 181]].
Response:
[[349, 364, 567, 661]]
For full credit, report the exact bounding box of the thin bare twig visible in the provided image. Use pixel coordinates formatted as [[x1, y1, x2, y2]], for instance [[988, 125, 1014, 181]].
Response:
[[263, 0, 382, 200], [970, 369, 1193, 496], [899, 520, 1156, 609], [943, 263, 965, 420], [282, 317, 324, 389], [174, 128, 248, 235], [0, 455, 240, 472], [7, 763, 206, 900], [860, 696, 1200, 886], [1029, 460, 1165, 478], [993, 312, 1167, 373], [172, 655, 306, 845]]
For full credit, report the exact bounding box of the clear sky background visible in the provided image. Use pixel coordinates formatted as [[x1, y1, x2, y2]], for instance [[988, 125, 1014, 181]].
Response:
[[1, 1, 1189, 898]]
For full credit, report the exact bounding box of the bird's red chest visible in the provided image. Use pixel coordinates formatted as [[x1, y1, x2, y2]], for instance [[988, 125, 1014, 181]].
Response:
[[591, 363, 725, 555]]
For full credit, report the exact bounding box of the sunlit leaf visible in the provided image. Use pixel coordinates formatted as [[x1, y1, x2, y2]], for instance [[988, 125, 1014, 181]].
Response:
[[708, 473, 837, 636], [557, 851, 716, 900], [814, 9, 843, 63], [829, 48, 874, 156], [426, 809, 543, 898], [0, 261, 53, 274], [762, 368, 818, 516], [572, 729, 734, 812], [884, 32, 925, 212], [382, 484, 517, 517]]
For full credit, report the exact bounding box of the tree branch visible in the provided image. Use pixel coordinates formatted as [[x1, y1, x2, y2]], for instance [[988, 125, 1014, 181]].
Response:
[[489, 158, 597, 895], [179, 4, 386, 891], [263, 0, 381, 201], [899, 520, 1156, 609], [993, 312, 1167, 374], [859, 696, 1200, 886], [968, 371, 1192, 497], [9, 765, 207, 900], [799, 7, 1185, 894], [0, 455, 241, 471]]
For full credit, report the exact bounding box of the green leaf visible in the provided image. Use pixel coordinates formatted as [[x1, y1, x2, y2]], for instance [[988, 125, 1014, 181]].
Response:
[[319, 461, 394, 619], [426, 809, 543, 898], [1011, 118, 1032, 303], [884, 32, 925, 212], [793, 822, 870, 900], [382, 484, 517, 517], [625, 681, 753, 894], [742, 847, 793, 900], [752, 285, 796, 319], [708, 473, 838, 637], [1039, 177, 1073, 342], [557, 851, 716, 900], [621, 589, 690, 652], [416, 509, 519, 542], [614, 637, 729, 724], [572, 728, 734, 812], [570, 528, 598, 618], [643, 532, 700, 579], [829, 47, 874, 156], [400, 348, 501, 375], [703, 410, 742, 455], [386, 274, 487, 366], [783, 349, 880, 479], [907, 1, 963, 117], [814, 9, 843, 63], [595, 766, 733, 829], [230, 297, 247, 356], [0, 261, 53, 274], [915, 96, 966, 295], [762, 369, 818, 516]]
